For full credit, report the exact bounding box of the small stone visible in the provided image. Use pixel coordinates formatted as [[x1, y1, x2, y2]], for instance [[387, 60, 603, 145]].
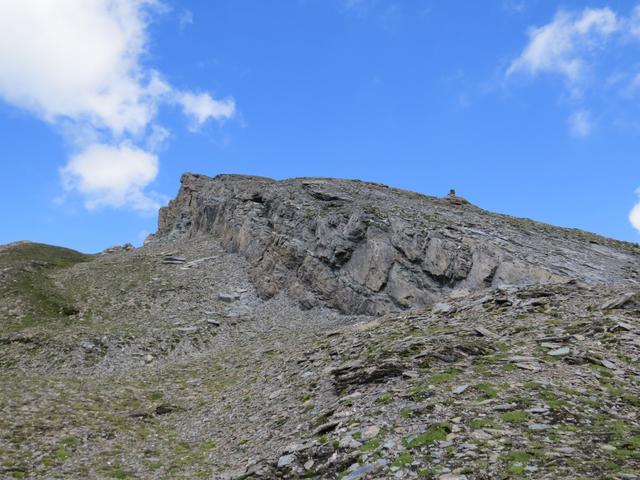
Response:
[[218, 292, 240, 302], [176, 326, 198, 333], [615, 321, 634, 331], [144, 354, 154, 363], [556, 447, 575, 454], [452, 384, 469, 395], [471, 430, 492, 440], [361, 425, 380, 440], [162, 255, 186, 264], [343, 460, 387, 480], [474, 326, 498, 338], [304, 460, 314, 470], [277, 454, 295, 468], [269, 389, 282, 400], [548, 347, 570, 356], [600, 359, 616, 370], [527, 407, 549, 414], [339, 436, 362, 449], [433, 302, 455, 314], [281, 443, 307, 454], [528, 423, 550, 431], [600, 444, 616, 451], [618, 474, 639, 479], [515, 362, 541, 371], [313, 421, 340, 435], [382, 440, 396, 450]]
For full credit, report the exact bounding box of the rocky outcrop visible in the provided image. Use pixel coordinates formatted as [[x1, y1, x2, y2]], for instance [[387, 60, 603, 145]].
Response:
[[153, 173, 640, 315]]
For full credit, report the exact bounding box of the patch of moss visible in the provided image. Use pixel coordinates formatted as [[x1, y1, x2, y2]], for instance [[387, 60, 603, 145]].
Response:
[[377, 391, 393, 404], [427, 368, 461, 386], [53, 448, 71, 461], [404, 423, 450, 449], [391, 451, 413, 467], [474, 383, 498, 399], [470, 418, 502, 430], [361, 439, 380, 452], [500, 410, 530, 424]]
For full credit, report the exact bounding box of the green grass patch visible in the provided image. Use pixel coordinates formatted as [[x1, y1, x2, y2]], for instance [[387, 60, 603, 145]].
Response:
[[53, 448, 72, 461], [391, 452, 413, 467], [500, 410, 530, 424], [377, 392, 393, 404], [361, 439, 381, 452], [474, 383, 498, 399], [470, 418, 503, 430], [427, 368, 461, 386], [404, 423, 450, 449]]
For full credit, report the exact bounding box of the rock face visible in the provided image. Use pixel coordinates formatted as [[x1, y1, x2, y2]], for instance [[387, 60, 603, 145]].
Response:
[[154, 173, 640, 315]]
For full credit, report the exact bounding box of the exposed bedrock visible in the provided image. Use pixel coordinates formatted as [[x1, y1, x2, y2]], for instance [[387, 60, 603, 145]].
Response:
[[154, 173, 640, 314]]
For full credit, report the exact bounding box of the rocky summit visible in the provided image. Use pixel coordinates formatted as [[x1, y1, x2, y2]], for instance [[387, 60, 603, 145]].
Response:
[[1, 173, 640, 480]]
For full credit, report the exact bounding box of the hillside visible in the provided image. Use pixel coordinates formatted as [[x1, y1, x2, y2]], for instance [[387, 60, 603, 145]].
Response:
[[1, 174, 639, 479]]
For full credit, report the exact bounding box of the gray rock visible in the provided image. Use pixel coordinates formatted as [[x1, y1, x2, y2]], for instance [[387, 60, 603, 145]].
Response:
[[474, 326, 498, 338], [548, 347, 570, 356], [176, 326, 198, 333], [452, 384, 469, 395], [528, 423, 550, 431], [313, 421, 340, 435], [277, 454, 295, 468], [156, 174, 638, 314], [218, 292, 241, 302], [361, 425, 380, 440], [343, 459, 387, 480]]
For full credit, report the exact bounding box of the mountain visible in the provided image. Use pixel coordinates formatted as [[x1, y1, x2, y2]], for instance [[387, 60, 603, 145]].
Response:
[[1, 173, 639, 479]]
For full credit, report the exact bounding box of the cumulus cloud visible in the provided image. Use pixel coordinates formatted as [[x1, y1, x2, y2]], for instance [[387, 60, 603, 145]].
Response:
[[505, 6, 640, 137], [61, 143, 162, 211], [568, 109, 592, 138], [0, 0, 161, 135], [0, 0, 234, 211], [507, 7, 618, 84], [176, 92, 236, 130]]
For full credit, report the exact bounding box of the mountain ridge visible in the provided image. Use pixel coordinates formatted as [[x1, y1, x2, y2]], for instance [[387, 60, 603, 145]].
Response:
[[150, 173, 640, 315], [1, 173, 639, 479]]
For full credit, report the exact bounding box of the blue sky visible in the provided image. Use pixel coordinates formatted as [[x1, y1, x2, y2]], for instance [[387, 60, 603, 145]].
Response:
[[1, 0, 640, 252]]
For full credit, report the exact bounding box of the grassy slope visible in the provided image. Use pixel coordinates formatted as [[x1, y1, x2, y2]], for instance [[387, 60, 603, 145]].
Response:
[[0, 242, 92, 333]]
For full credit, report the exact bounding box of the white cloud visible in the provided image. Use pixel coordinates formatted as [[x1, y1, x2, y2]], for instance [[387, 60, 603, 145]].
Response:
[[0, 0, 161, 136], [61, 143, 161, 212], [146, 125, 171, 152], [0, 0, 235, 212], [630, 189, 640, 233], [568, 109, 592, 137], [176, 91, 235, 130], [507, 7, 618, 83], [506, 6, 640, 139]]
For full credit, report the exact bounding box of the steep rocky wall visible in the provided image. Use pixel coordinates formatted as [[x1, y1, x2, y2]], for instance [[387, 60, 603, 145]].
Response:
[[153, 173, 640, 315]]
